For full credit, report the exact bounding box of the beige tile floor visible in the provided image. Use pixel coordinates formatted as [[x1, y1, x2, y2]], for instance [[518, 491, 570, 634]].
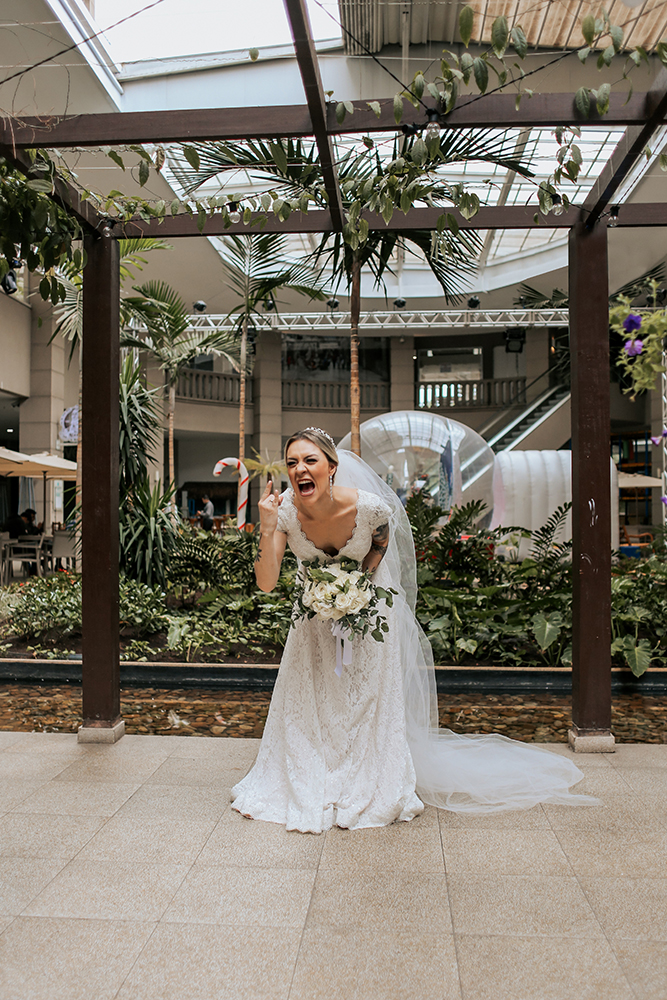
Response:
[[0, 732, 665, 1000]]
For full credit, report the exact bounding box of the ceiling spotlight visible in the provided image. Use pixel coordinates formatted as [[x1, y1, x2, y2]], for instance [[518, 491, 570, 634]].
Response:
[[263, 298, 275, 311], [1, 270, 17, 295], [228, 201, 241, 224], [393, 297, 407, 309], [425, 109, 441, 141], [326, 297, 339, 311], [192, 300, 207, 313], [551, 193, 565, 216], [504, 326, 526, 354], [608, 205, 620, 229], [467, 295, 480, 309]]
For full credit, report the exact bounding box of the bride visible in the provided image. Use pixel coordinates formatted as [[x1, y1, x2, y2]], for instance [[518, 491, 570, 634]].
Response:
[[231, 427, 595, 832]]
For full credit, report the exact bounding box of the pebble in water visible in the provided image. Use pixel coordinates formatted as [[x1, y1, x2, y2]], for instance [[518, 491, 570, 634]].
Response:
[[0, 685, 665, 742]]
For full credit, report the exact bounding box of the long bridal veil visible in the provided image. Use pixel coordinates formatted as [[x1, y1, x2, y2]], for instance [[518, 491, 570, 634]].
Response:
[[336, 450, 596, 813]]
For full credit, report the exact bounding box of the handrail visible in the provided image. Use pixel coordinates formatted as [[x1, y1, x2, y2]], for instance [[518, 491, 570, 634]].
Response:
[[282, 379, 389, 410], [176, 368, 252, 404], [502, 390, 571, 452], [417, 376, 526, 410], [476, 367, 558, 439], [486, 383, 568, 449]]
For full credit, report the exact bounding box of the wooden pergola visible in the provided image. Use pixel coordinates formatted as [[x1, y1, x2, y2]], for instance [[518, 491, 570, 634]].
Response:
[[3, 0, 666, 747]]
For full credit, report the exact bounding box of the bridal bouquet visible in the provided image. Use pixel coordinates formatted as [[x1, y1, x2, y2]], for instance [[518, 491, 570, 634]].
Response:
[[293, 558, 396, 643]]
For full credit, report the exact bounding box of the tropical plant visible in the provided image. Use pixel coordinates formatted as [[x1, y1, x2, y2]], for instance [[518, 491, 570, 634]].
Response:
[[611, 291, 667, 399], [52, 237, 173, 504], [0, 153, 83, 301], [118, 356, 180, 588], [121, 280, 241, 489], [178, 131, 530, 451], [118, 354, 162, 493], [244, 448, 287, 486], [209, 233, 327, 461]]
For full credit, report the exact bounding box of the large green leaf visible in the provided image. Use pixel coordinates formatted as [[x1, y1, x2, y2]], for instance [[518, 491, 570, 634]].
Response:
[[531, 611, 563, 650]]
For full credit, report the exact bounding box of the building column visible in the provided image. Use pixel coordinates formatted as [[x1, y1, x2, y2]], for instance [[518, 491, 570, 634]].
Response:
[[19, 290, 65, 529], [250, 330, 283, 519], [524, 328, 550, 402], [568, 222, 614, 753], [390, 336, 415, 412], [79, 224, 123, 744]]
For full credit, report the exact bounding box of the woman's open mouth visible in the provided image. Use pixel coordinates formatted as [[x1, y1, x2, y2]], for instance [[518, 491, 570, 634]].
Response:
[[297, 479, 316, 497]]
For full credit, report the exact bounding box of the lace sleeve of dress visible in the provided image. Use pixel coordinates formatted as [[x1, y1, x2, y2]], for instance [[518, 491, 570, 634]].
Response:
[[362, 491, 393, 531]]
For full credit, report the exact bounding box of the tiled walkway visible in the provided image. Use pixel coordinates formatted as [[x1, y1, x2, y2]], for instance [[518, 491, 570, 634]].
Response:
[[0, 732, 665, 999]]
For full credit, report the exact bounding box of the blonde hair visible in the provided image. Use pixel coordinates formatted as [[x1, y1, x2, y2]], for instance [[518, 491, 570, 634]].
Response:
[[284, 428, 339, 471]]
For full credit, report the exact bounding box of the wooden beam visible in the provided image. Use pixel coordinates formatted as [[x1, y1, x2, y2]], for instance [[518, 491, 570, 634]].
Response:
[[568, 221, 613, 750], [0, 91, 654, 149], [0, 106, 315, 148], [583, 68, 667, 229], [128, 203, 583, 237], [79, 224, 123, 742], [283, 0, 344, 231]]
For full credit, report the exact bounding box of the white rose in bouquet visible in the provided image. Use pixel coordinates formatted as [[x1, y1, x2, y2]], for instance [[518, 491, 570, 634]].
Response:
[[293, 558, 397, 645]]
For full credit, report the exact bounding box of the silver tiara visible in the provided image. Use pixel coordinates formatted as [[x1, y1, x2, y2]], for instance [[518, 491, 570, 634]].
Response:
[[304, 426, 336, 448]]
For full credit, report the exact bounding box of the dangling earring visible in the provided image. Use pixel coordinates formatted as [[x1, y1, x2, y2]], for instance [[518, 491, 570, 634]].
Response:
[[329, 473, 334, 501]]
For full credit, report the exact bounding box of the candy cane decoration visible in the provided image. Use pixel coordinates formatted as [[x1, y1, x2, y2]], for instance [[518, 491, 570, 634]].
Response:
[[213, 457, 249, 530]]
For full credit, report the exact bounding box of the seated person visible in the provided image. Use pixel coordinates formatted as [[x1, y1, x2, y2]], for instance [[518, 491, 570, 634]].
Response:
[[4, 509, 34, 538]]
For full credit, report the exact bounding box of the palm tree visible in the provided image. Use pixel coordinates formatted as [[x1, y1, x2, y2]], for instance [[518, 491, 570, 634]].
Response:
[[178, 130, 531, 453], [216, 233, 328, 462], [121, 280, 242, 492], [52, 237, 173, 505]]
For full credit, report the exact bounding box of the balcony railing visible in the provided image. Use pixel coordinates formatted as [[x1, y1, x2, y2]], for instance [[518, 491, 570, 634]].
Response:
[[417, 377, 527, 410], [282, 380, 389, 410], [176, 369, 252, 404]]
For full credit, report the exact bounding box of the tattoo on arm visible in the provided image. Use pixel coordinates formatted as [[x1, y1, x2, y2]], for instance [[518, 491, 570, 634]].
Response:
[[254, 534, 263, 565], [370, 522, 389, 560]]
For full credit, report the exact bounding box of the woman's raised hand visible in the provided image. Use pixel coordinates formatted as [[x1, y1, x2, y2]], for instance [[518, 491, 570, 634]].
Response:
[[258, 479, 281, 532]]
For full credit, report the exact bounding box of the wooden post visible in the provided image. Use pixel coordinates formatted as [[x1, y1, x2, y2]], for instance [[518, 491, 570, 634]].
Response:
[[568, 221, 614, 752], [79, 223, 124, 743]]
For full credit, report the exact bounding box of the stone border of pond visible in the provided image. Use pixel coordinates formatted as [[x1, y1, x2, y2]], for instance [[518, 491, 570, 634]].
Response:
[[1, 659, 666, 695]]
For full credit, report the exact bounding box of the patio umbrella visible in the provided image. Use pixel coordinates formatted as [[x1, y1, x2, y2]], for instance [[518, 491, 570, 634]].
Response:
[[0, 449, 77, 523], [617, 472, 664, 488]]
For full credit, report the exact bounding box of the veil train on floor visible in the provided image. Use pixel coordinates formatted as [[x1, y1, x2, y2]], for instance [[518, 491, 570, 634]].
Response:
[[336, 450, 597, 813]]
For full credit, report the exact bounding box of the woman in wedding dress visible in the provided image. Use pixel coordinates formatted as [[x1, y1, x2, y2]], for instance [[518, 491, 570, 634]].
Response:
[[231, 427, 595, 833]]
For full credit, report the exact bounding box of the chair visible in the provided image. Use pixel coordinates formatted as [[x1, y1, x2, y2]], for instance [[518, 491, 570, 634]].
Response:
[[6, 535, 45, 579], [619, 525, 653, 558], [0, 532, 10, 586], [50, 530, 77, 571]]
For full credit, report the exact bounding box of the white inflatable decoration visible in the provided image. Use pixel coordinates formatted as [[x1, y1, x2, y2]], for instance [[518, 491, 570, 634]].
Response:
[[338, 410, 496, 523], [491, 450, 620, 556], [213, 457, 249, 529]]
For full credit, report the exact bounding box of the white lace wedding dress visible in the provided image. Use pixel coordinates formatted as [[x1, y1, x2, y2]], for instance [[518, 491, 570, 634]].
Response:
[[231, 454, 595, 833], [231, 488, 424, 832]]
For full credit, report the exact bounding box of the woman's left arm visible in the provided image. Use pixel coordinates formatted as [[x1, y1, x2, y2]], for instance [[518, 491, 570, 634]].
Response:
[[362, 521, 390, 574]]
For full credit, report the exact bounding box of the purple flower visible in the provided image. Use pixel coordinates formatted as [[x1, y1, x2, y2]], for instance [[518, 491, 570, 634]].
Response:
[[662, 496, 667, 506], [651, 429, 667, 445], [623, 314, 642, 333], [624, 339, 643, 357]]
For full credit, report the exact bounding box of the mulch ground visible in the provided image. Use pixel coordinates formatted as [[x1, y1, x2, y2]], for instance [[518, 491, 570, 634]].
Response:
[[0, 685, 665, 742]]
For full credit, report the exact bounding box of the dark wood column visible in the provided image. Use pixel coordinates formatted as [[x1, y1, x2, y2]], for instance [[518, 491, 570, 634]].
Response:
[[79, 223, 123, 743], [568, 221, 614, 752]]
